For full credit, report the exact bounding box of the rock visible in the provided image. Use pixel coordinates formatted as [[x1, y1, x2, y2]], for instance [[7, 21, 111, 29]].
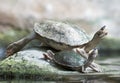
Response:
[[0, 47, 120, 81], [0, 48, 79, 80]]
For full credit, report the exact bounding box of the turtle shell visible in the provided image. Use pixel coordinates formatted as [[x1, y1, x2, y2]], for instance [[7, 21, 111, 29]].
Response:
[[53, 51, 86, 68], [34, 20, 90, 46]]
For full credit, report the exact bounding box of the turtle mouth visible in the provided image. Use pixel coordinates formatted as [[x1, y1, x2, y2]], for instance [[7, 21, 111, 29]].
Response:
[[99, 26, 108, 38]]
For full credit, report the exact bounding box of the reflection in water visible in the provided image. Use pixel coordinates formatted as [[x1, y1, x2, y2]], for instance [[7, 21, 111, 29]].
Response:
[[0, 78, 120, 83], [0, 72, 120, 83]]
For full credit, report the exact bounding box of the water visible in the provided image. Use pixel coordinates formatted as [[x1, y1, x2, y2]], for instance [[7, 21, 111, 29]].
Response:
[[0, 78, 120, 83]]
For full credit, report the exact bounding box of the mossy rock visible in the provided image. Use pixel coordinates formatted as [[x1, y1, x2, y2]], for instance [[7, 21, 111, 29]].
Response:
[[0, 48, 120, 81], [0, 49, 59, 80], [0, 48, 76, 80]]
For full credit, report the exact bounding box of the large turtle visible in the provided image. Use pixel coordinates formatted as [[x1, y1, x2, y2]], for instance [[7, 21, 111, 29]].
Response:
[[43, 49, 98, 73], [6, 20, 107, 57]]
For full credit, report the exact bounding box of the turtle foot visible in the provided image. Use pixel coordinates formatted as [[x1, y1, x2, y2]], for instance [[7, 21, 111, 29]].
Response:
[[6, 42, 22, 57], [89, 62, 103, 72], [43, 50, 54, 61]]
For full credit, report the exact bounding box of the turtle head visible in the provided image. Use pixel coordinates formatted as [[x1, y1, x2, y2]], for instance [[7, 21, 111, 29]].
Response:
[[94, 26, 107, 39], [84, 26, 107, 52]]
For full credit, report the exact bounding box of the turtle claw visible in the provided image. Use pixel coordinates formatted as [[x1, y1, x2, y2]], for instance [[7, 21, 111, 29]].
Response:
[[43, 53, 51, 61], [91, 63, 103, 72], [6, 49, 13, 57], [47, 50, 55, 56], [92, 66, 102, 72], [6, 44, 15, 57], [43, 50, 54, 61]]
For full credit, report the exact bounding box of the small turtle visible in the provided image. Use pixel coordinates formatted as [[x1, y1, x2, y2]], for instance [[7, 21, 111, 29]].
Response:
[[43, 49, 98, 73], [6, 20, 107, 57]]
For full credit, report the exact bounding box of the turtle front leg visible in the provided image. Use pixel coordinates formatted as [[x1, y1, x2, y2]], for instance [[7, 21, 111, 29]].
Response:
[[84, 49, 97, 69], [76, 49, 98, 73], [76, 48, 102, 72], [86, 49, 102, 72], [6, 32, 37, 57]]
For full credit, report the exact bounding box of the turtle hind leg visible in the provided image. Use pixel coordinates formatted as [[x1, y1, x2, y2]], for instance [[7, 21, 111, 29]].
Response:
[[43, 50, 54, 61], [6, 32, 37, 57]]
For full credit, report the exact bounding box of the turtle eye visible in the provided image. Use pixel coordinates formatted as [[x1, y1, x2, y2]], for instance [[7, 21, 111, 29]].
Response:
[[96, 32, 101, 37]]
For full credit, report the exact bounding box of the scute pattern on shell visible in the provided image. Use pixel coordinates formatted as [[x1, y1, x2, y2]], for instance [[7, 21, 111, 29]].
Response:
[[34, 20, 90, 46], [54, 51, 85, 67]]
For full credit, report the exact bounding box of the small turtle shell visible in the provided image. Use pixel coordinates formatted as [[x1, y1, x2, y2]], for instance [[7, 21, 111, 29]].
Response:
[[34, 20, 90, 46], [53, 51, 86, 68]]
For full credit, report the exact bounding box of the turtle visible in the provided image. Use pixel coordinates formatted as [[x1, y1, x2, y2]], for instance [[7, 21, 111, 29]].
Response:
[[43, 49, 98, 73], [6, 20, 107, 57]]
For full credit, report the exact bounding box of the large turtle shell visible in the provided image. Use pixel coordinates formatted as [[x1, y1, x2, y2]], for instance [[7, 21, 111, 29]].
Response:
[[34, 20, 90, 46], [53, 51, 86, 68]]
